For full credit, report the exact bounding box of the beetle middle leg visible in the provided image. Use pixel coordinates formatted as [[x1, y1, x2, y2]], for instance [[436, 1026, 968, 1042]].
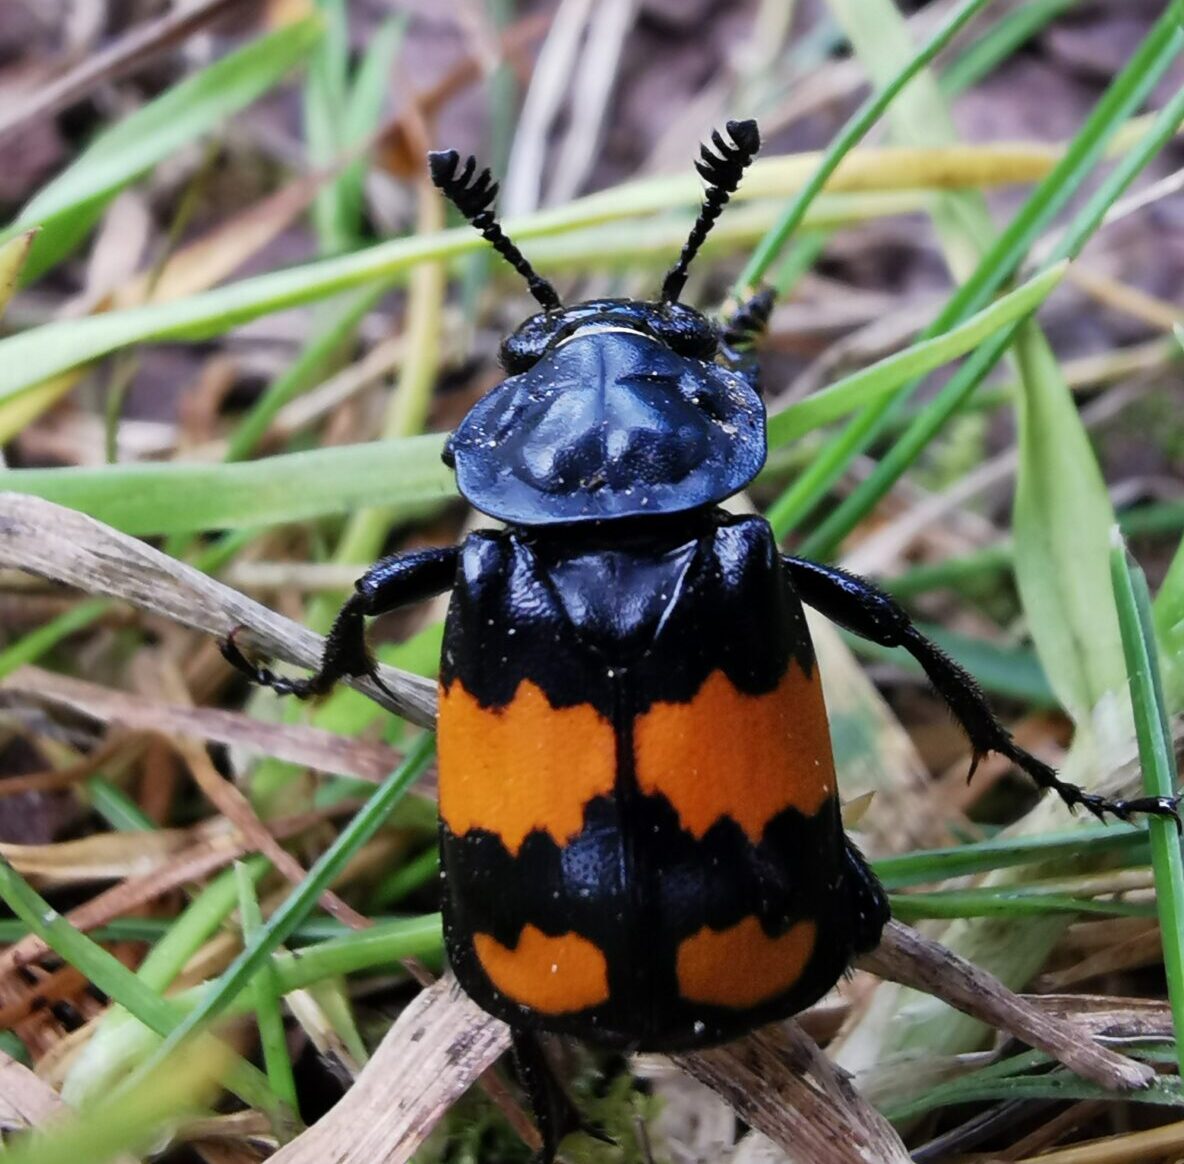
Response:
[[783, 555, 1181, 826], [221, 545, 459, 699], [510, 1029, 613, 1164]]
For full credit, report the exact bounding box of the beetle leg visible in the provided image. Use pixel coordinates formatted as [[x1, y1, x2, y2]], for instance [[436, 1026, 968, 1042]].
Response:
[[221, 545, 459, 699], [784, 555, 1182, 827], [843, 838, 891, 955], [510, 1029, 614, 1164], [719, 286, 775, 395]]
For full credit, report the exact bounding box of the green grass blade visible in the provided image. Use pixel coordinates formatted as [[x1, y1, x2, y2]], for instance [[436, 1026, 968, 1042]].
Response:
[[84, 779, 155, 832], [1110, 535, 1184, 1083], [6, 18, 323, 281], [939, 0, 1080, 96], [825, 0, 997, 280], [1, 434, 452, 534], [766, 2, 1184, 540], [884, 1059, 1184, 1124], [1010, 324, 1124, 720], [268, 914, 444, 991], [305, 0, 351, 254], [798, 67, 1184, 558], [0, 229, 35, 320], [1154, 533, 1184, 709], [337, 16, 406, 243], [0, 597, 108, 679], [1152, 325, 1184, 706], [140, 734, 434, 1072], [766, 262, 1065, 448], [0, 855, 281, 1115], [872, 824, 1147, 889], [235, 862, 300, 1120], [225, 284, 387, 461], [736, 0, 993, 291], [889, 890, 1154, 922], [885, 501, 1184, 601], [63, 857, 270, 1108]]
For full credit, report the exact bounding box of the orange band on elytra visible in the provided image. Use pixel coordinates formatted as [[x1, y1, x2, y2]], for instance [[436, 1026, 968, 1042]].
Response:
[[677, 916, 817, 1009], [438, 679, 617, 854], [633, 665, 835, 842], [474, 925, 610, 1014]]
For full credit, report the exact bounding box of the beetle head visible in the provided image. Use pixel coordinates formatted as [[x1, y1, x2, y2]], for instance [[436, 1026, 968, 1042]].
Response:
[[430, 121, 766, 526]]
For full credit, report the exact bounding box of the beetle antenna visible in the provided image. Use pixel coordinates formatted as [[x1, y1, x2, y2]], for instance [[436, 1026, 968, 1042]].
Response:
[[660, 119, 761, 304], [428, 149, 562, 312]]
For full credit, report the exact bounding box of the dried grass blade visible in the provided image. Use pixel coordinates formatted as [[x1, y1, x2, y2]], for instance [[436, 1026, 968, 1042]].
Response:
[[675, 1023, 911, 1164], [0, 494, 437, 728], [3, 665, 403, 783], [267, 977, 509, 1164], [859, 921, 1154, 1089]]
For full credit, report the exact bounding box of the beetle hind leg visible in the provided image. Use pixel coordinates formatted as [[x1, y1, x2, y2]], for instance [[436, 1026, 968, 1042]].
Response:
[[510, 1029, 614, 1164], [844, 838, 890, 955]]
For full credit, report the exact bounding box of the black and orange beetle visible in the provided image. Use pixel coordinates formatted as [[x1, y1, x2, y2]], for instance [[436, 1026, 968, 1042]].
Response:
[[224, 120, 1179, 1161]]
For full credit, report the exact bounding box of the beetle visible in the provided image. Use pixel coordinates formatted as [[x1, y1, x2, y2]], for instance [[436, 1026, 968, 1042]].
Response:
[[223, 120, 1179, 1161]]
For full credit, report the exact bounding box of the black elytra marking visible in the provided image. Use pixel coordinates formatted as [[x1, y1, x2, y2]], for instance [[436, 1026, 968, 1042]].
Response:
[[439, 510, 815, 719], [441, 789, 886, 1051]]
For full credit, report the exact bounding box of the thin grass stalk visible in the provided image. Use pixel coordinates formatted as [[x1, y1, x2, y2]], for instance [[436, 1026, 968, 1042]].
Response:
[[235, 861, 301, 1121], [1110, 536, 1184, 1082], [137, 733, 435, 1074], [735, 0, 994, 292]]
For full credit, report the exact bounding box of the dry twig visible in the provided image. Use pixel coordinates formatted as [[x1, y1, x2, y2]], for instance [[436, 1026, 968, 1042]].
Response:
[[858, 921, 1154, 1090]]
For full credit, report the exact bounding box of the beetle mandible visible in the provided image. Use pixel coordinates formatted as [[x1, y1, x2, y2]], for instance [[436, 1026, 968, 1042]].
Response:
[[224, 120, 1179, 1162]]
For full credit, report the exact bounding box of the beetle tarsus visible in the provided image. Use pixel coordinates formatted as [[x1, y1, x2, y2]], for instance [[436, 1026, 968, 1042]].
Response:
[[220, 548, 460, 701], [219, 627, 329, 699]]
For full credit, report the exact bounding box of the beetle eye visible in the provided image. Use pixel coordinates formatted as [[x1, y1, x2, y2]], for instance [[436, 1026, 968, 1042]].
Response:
[[652, 313, 718, 362], [500, 313, 564, 373]]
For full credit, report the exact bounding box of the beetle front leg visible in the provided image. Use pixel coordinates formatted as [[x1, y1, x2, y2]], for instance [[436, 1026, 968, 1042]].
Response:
[[784, 555, 1181, 826], [719, 286, 775, 395], [221, 545, 460, 700]]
